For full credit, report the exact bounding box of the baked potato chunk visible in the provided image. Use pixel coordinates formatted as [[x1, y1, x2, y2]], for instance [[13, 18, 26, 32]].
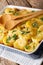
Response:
[[13, 35, 27, 50]]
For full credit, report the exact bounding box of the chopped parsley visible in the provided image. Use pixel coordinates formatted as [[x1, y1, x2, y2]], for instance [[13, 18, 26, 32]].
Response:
[[9, 10, 14, 13], [12, 34, 18, 40], [14, 12, 19, 16], [6, 36, 11, 43], [32, 10, 35, 12], [12, 30, 16, 33], [40, 17, 43, 21], [37, 30, 41, 33], [9, 10, 16, 15], [21, 31, 25, 34], [25, 45, 30, 49], [21, 30, 30, 34], [32, 22, 38, 28]]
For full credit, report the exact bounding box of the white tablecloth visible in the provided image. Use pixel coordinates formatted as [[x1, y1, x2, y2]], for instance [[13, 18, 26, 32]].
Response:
[[0, 44, 43, 65]]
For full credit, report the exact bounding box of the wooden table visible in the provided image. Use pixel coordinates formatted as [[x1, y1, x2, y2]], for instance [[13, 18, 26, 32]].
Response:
[[0, 0, 31, 11], [0, 57, 18, 65], [0, 0, 43, 65]]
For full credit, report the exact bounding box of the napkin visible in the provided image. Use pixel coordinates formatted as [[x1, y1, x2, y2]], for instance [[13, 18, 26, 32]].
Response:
[[0, 44, 43, 65]]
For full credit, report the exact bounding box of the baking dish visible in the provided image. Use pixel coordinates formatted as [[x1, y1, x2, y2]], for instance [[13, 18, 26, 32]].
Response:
[[0, 5, 43, 55]]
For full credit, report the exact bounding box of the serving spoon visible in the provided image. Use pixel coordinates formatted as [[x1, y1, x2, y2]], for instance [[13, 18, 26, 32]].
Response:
[[0, 10, 43, 30]]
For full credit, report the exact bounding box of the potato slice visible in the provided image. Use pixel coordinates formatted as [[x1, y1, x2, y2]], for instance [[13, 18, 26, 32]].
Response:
[[13, 35, 27, 50]]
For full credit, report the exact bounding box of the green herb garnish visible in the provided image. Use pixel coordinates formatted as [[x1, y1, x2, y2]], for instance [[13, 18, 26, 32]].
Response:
[[21, 31, 25, 34], [12, 34, 18, 40], [21, 31, 30, 34], [9, 10, 16, 15], [14, 12, 19, 16], [37, 30, 41, 33], [32, 22, 38, 28], [25, 45, 30, 49], [40, 17, 43, 21], [6, 36, 11, 43], [32, 10, 35, 12], [12, 30, 16, 33], [9, 11, 14, 13]]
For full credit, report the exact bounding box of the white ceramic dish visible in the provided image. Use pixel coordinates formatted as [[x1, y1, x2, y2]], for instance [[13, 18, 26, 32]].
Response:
[[0, 5, 43, 54]]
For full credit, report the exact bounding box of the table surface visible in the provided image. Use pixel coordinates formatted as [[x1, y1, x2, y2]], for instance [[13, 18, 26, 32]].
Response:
[[0, 0, 43, 65], [0, 0, 31, 11]]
